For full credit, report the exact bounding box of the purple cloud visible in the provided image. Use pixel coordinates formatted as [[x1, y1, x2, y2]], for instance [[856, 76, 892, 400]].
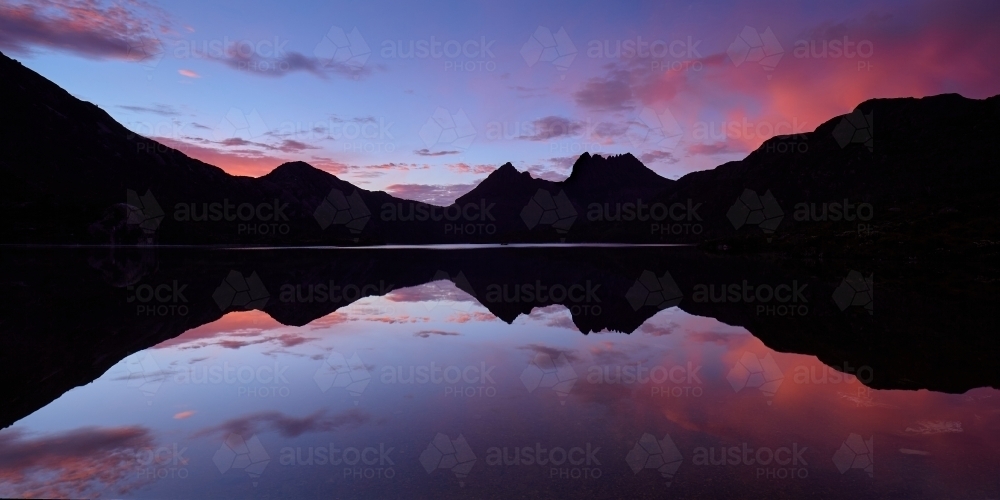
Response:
[[521, 116, 583, 141], [193, 409, 371, 439], [0, 0, 168, 61]]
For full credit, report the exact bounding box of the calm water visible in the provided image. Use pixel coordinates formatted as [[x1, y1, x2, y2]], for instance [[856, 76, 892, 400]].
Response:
[[1, 247, 997, 499]]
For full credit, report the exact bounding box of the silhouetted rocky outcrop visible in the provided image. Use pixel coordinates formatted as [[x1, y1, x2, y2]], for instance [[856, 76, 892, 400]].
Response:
[[2, 48, 997, 250]]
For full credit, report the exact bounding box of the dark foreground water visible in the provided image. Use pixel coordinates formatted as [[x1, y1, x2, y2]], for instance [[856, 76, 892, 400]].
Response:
[[1, 246, 997, 499]]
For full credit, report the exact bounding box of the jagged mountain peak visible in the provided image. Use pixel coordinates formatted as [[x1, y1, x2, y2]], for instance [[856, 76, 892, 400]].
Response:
[[565, 152, 654, 183]]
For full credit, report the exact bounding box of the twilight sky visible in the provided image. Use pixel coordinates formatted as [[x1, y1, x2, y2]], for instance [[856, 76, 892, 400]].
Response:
[[2, 0, 997, 204]]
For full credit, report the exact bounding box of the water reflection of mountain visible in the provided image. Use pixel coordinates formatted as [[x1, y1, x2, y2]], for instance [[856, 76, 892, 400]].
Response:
[[2, 246, 997, 429]]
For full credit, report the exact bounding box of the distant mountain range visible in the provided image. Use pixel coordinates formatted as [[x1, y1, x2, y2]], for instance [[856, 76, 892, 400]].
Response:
[[2, 49, 998, 250]]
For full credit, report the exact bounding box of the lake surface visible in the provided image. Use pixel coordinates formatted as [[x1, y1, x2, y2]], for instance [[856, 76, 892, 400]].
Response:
[[1, 247, 997, 499]]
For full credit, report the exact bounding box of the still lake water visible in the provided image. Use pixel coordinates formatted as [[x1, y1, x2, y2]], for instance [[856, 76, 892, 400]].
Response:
[[1, 247, 997, 499]]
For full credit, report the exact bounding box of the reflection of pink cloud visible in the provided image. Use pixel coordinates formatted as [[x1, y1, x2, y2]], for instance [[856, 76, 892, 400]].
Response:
[[638, 321, 677, 336], [518, 343, 580, 363], [542, 315, 578, 331], [386, 282, 477, 304], [193, 409, 370, 439], [0, 426, 155, 498], [205, 332, 315, 350], [159, 308, 433, 350], [446, 312, 497, 323], [684, 331, 738, 345], [558, 328, 1000, 496], [522, 305, 579, 330], [178, 69, 199, 78], [414, 329, 461, 338], [155, 310, 280, 349], [590, 331, 996, 482], [304, 310, 431, 330], [587, 341, 631, 365], [154, 312, 318, 352], [305, 312, 350, 330]]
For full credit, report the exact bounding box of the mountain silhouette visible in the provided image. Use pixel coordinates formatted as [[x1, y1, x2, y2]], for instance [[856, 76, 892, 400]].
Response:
[[651, 93, 1000, 252], [0, 50, 411, 246], [2, 48, 997, 248], [454, 153, 675, 240]]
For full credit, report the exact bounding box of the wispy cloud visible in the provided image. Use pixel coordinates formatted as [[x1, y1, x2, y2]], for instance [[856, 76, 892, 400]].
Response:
[[414, 148, 460, 156], [640, 149, 679, 164], [117, 103, 182, 116], [448, 163, 496, 174], [193, 409, 371, 439], [520, 116, 583, 141], [213, 48, 374, 80]]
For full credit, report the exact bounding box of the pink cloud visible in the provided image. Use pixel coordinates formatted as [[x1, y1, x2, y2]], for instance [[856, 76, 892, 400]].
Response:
[[522, 305, 580, 330], [0, 425, 156, 498], [685, 140, 748, 157], [448, 163, 497, 175], [152, 135, 294, 177], [384, 183, 479, 205], [147, 135, 357, 178], [632, 1, 1000, 155]]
